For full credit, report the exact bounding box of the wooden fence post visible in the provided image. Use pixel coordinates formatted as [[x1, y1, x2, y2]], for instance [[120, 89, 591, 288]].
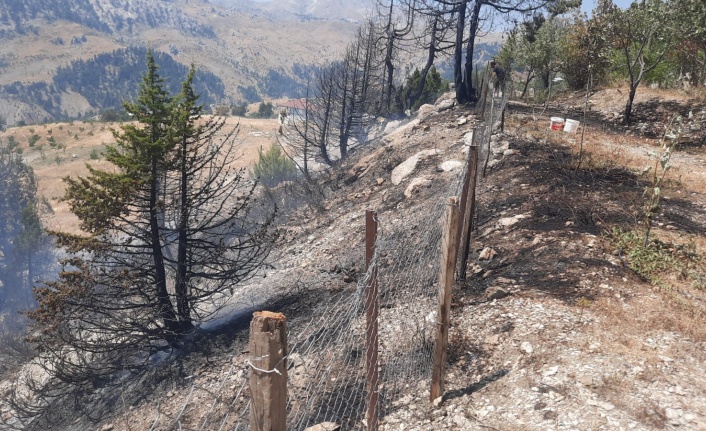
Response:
[[430, 197, 460, 402], [365, 210, 379, 431], [249, 311, 288, 431], [458, 143, 479, 281]]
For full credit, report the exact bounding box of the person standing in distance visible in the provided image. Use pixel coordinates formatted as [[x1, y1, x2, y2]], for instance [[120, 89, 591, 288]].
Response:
[[489, 60, 506, 98]]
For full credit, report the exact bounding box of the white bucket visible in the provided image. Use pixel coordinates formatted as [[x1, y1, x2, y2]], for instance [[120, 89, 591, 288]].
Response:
[[564, 119, 580, 133], [549, 117, 564, 131]]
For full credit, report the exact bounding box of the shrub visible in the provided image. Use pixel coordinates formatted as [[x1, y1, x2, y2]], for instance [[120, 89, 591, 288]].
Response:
[[231, 104, 247, 117], [6, 136, 18, 150], [252, 143, 298, 187], [90, 148, 100, 160], [608, 227, 705, 290], [28, 134, 41, 147], [399, 66, 446, 112], [255, 101, 274, 118]]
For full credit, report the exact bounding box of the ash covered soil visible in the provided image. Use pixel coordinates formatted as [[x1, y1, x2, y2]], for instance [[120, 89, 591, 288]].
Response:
[[49, 89, 706, 431]]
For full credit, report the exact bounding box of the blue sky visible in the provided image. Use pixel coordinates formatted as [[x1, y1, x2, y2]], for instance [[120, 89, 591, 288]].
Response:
[[580, 0, 634, 14]]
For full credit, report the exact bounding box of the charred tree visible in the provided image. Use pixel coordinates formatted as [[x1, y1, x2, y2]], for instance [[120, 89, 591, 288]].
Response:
[[20, 54, 275, 428]]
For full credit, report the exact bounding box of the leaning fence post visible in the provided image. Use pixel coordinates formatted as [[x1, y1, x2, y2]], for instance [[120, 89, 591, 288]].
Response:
[[431, 197, 460, 403], [458, 143, 479, 281], [365, 210, 379, 431], [249, 311, 288, 431]]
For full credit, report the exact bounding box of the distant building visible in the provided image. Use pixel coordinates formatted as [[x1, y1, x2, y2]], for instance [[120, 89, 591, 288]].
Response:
[[276, 99, 308, 124]]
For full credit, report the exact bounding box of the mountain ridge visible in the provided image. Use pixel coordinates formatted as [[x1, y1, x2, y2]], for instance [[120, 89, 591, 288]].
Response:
[[0, 0, 359, 125]]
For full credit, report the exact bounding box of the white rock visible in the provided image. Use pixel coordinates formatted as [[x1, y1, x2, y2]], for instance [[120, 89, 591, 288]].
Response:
[[463, 131, 475, 146], [478, 247, 497, 260], [391, 149, 440, 185], [543, 366, 559, 377], [437, 99, 455, 111], [665, 408, 681, 421], [438, 160, 463, 172], [404, 176, 432, 198], [384, 119, 421, 146], [503, 149, 518, 156], [304, 423, 341, 431], [417, 104, 436, 120], [497, 213, 530, 228], [520, 342, 533, 354], [457, 117, 468, 125], [384, 120, 402, 134]]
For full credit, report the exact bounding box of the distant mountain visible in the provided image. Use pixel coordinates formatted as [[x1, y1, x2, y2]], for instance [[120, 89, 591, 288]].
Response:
[[210, 0, 375, 22], [0, 0, 358, 125], [0, 0, 216, 38]]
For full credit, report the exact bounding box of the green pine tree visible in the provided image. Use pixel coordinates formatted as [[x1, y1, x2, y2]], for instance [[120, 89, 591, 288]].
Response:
[[252, 143, 299, 187], [27, 55, 275, 421]]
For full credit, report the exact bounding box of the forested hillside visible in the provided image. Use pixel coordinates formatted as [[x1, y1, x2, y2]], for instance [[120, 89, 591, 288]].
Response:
[[1, 47, 226, 120]]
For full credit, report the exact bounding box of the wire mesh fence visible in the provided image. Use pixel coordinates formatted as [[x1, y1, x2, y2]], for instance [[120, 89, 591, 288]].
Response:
[[138, 83, 510, 431]]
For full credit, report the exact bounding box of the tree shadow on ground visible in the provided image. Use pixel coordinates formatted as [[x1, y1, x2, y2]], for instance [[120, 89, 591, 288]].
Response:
[[443, 369, 509, 402]]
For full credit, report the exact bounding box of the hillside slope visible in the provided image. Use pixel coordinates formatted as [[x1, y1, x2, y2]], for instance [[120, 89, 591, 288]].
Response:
[[28, 88, 700, 430], [2, 87, 704, 430], [0, 116, 281, 235], [211, 0, 375, 21], [0, 0, 357, 124]]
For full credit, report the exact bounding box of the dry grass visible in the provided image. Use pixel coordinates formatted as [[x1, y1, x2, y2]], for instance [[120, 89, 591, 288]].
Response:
[[508, 93, 706, 354], [518, 117, 706, 195], [1, 117, 279, 234]]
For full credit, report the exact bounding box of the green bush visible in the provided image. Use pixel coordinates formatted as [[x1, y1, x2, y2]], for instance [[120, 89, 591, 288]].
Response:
[[399, 66, 446, 112], [608, 227, 705, 289], [28, 134, 41, 147], [231, 104, 247, 117], [6, 136, 18, 150], [252, 143, 298, 187], [90, 148, 100, 160], [254, 101, 274, 118]]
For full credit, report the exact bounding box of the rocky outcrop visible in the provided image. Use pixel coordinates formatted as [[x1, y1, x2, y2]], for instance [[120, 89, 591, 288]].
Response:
[[391, 149, 440, 185]]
